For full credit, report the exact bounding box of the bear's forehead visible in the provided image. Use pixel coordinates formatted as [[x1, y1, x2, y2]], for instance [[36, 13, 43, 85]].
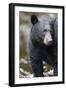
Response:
[[39, 20, 51, 31]]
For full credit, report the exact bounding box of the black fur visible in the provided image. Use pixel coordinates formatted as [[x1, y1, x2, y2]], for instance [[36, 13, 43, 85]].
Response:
[[29, 15, 58, 77]]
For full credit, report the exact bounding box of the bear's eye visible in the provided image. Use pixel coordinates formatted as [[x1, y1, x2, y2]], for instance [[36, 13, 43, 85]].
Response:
[[43, 29, 47, 32]]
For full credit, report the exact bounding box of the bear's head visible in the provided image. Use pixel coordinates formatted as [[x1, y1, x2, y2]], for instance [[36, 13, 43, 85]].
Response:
[[31, 15, 57, 46]]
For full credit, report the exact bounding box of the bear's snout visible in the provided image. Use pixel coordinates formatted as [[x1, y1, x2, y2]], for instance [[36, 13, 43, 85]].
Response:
[[43, 32, 53, 46]]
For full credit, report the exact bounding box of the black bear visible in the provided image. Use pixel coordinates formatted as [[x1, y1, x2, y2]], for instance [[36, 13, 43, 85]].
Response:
[[29, 15, 58, 77]]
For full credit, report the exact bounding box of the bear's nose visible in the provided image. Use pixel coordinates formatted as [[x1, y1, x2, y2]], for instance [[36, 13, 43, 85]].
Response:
[[47, 32, 53, 45], [48, 39, 53, 45]]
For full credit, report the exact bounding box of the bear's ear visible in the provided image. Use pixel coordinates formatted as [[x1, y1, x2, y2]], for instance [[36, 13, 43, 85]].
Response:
[[31, 15, 38, 25]]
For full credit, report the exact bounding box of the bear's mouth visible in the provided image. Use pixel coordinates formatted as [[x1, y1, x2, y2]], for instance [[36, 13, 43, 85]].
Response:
[[48, 41, 53, 45], [44, 41, 53, 46]]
